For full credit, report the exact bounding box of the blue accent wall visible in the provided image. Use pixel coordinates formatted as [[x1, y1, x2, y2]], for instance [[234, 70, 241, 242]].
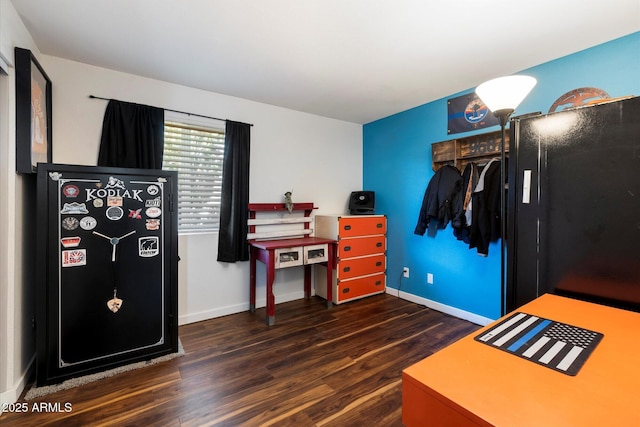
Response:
[[363, 32, 640, 320]]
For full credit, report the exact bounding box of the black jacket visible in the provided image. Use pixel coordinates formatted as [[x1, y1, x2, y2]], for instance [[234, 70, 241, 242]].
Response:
[[468, 160, 503, 256], [453, 162, 479, 244], [414, 165, 463, 237]]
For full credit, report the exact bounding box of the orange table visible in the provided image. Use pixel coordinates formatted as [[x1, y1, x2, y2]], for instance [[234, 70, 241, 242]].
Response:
[[402, 294, 640, 426]]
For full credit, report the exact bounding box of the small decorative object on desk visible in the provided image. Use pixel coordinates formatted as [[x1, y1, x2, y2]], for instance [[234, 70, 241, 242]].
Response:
[[284, 191, 293, 213]]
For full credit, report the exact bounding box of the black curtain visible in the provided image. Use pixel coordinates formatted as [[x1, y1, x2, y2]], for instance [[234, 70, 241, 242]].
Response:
[[217, 121, 251, 262], [97, 100, 165, 169]]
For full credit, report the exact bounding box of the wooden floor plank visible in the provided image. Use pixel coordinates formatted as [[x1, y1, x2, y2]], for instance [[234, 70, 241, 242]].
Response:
[[0, 294, 479, 426]]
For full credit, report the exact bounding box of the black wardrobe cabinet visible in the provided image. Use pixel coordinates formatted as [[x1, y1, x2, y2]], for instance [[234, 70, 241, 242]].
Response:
[[35, 163, 178, 386], [506, 96, 640, 313]]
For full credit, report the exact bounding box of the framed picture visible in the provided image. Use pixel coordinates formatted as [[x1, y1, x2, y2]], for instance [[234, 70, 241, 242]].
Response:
[[15, 47, 52, 174]]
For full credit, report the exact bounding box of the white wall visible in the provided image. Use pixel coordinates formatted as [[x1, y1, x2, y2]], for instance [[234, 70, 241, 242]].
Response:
[[1, 0, 361, 405], [0, 0, 39, 409], [40, 55, 363, 325]]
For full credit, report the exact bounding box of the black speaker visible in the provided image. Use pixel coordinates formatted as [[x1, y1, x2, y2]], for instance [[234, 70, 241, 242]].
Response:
[[349, 191, 375, 215]]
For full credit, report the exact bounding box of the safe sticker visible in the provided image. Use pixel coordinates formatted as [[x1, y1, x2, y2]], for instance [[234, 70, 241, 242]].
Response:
[[79, 216, 97, 230], [61, 237, 81, 248], [62, 249, 86, 267], [62, 217, 80, 231], [106, 206, 124, 221], [138, 237, 159, 257], [145, 207, 161, 218], [60, 202, 89, 214], [145, 219, 160, 230], [62, 184, 80, 198], [128, 208, 143, 219]]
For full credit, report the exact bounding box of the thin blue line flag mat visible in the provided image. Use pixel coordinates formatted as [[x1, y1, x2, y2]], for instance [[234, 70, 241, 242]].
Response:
[[474, 312, 603, 376]]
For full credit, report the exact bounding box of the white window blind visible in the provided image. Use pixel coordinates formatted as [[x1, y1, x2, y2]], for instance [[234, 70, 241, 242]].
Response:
[[163, 120, 225, 233]]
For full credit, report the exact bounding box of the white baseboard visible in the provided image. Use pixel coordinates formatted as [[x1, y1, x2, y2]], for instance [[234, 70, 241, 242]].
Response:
[[386, 287, 494, 326], [179, 290, 306, 325], [0, 355, 34, 410], [180, 289, 496, 327]]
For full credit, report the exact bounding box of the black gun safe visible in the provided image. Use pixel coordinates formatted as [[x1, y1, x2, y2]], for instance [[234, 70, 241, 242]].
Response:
[[507, 96, 640, 313], [36, 163, 178, 385]]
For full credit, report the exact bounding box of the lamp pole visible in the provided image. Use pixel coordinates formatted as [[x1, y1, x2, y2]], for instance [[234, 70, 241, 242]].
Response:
[[476, 75, 536, 316], [494, 109, 513, 317]]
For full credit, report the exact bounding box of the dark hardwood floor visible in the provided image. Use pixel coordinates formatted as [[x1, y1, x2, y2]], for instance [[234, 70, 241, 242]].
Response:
[[1, 294, 480, 426]]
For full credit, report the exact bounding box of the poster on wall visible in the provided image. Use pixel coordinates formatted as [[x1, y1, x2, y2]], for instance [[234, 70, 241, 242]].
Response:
[[447, 92, 500, 135], [15, 47, 52, 174]]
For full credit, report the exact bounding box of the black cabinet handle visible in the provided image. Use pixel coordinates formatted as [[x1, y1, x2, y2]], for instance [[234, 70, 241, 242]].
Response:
[[344, 225, 352, 230], [376, 262, 382, 267], [342, 288, 350, 294], [376, 223, 383, 228], [375, 280, 382, 286], [344, 246, 351, 252], [343, 267, 350, 272], [376, 242, 382, 247]]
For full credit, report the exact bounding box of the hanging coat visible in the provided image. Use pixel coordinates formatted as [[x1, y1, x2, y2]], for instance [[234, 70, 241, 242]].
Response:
[[414, 165, 463, 237], [468, 159, 503, 256], [453, 162, 479, 244]]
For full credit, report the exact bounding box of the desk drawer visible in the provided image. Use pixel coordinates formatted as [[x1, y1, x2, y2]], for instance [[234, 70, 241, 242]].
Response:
[[303, 244, 328, 265], [339, 235, 385, 259], [274, 247, 303, 269], [337, 273, 386, 302], [338, 216, 386, 238], [337, 253, 385, 280]]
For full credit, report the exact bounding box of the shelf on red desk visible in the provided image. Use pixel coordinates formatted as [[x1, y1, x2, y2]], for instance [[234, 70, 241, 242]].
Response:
[[249, 237, 336, 250]]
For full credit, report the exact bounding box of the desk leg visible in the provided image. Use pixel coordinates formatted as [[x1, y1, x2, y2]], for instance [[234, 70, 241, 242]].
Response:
[[304, 265, 311, 300], [266, 250, 276, 326], [326, 243, 334, 308], [249, 247, 257, 312]]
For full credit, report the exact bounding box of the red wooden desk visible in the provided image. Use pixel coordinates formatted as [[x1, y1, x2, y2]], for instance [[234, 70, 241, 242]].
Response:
[[402, 294, 640, 426], [249, 237, 336, 325]]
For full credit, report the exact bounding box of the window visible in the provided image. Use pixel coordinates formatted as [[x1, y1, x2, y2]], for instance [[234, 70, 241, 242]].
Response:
[[163, 113, 225, 233]]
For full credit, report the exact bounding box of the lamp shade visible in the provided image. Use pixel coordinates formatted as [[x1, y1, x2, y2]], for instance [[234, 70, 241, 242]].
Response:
[[475, 75, 537, 113]]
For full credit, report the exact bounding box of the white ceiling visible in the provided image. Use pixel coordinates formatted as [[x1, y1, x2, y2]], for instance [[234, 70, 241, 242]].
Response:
[[11, 0, 640, 124]]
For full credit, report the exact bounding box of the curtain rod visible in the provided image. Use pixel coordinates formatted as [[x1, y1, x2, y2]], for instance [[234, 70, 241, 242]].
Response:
[[89, 95, 253, 127]]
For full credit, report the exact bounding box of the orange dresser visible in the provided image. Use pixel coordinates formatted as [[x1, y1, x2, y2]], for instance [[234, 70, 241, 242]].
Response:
[[314, 215, 386, 304]]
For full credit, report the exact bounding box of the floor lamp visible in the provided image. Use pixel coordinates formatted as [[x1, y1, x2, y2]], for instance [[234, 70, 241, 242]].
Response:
[[475, 75, 536, 316]]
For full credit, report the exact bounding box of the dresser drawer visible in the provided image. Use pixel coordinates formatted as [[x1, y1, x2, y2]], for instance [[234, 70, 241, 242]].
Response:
[[338, 216, 386, 238], [337, 273, 386, 302], [338, 235, 386, 259], [337, 253, 386, 280]]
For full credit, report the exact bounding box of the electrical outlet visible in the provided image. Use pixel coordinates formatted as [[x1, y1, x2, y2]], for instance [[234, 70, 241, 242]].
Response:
[[427, 273, 434, 285], [403, 267, 410, 278]]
